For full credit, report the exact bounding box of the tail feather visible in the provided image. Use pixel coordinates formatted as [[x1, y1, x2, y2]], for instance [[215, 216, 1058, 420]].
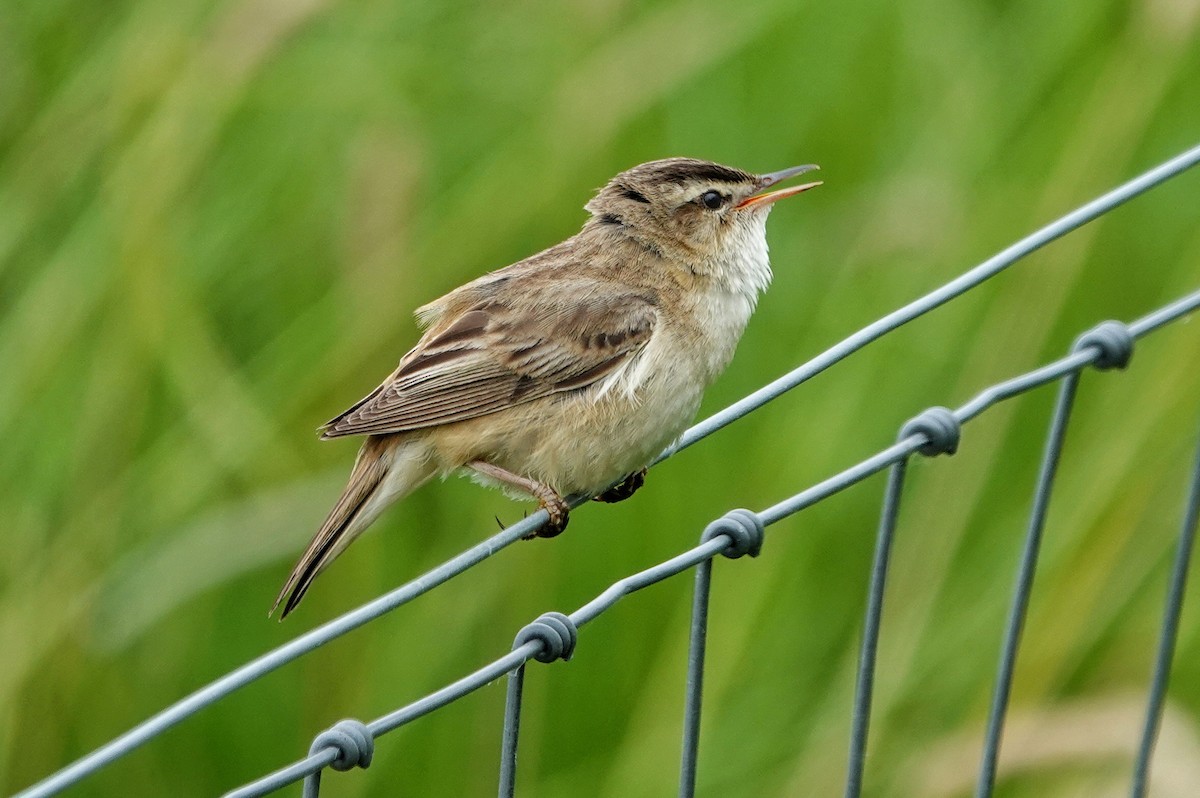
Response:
[[272, 436, 432, 619]]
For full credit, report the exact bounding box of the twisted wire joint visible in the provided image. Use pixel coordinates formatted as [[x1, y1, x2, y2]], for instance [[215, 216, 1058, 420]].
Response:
[[513, 611, 578, 663], [701, 509, 766, 559], [900, 406, 961, 456], [1073, 320, 1134, 370], [309, 719, 374, 772]]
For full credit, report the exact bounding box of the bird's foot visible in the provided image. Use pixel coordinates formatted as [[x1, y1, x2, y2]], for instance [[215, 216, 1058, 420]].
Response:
[[467, 460, 570, 541], [594, 468, 647, 504], [533, 489, 570, 539]]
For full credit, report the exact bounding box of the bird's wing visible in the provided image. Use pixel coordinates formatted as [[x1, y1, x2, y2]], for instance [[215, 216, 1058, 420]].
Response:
[[319, 289, 658, 438]]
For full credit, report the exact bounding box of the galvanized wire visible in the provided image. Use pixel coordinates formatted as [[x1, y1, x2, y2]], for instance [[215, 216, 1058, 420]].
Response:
[[498, 611, 577, 798], [226, 293, 1198, 798], [232, 535, 737, 797], [839, 319, 1183, 798], [838, 317, 1177, 797], [225, 646, 537, 798], [844, 459, 910, 798], [973, 323, 1134, 796], [844, 406, 962, 798], [678, 510, 764, 798], [13, 139, 1200, 798], [498, 663, 527, 798], [1130, 427, 1200, 798], [975, 371, 1081, 798], [225, 294, 1190, 796], [678, 556, 714, 798]]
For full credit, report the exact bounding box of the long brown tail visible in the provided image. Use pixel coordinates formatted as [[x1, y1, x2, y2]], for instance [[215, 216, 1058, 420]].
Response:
[[271, 435, 432, 619]]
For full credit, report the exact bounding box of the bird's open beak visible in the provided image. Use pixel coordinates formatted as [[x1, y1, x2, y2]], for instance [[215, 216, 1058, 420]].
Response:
[[736, 164, 822, 209]]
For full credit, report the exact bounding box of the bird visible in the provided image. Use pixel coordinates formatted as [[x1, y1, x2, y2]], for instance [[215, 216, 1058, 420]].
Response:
[[272, 157, 821, 618]]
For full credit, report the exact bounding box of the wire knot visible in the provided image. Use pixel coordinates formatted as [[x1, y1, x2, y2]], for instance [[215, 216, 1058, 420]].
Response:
[[309, 719, 374, 772], [1073, 320, 1134, 370], [513, 611, 577, 663], [701, 509, 765, 559], [900, 406, 961, 456]]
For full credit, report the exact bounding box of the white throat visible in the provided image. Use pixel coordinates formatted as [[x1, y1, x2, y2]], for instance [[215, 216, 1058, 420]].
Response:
[[685, 213, 774, 381], [712, 212, 773, 302]]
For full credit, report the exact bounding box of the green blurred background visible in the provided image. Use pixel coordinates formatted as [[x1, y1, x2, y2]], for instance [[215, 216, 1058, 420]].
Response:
[[3, 0, 1200, 795]]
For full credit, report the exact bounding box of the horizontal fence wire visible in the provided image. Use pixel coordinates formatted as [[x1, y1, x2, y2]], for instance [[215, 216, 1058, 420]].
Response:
[[13, 140, 1200, 798], [226, 292, 1200, 797]]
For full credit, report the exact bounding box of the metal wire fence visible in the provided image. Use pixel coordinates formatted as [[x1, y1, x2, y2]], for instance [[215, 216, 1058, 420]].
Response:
[[14, 140, 1200, 798]]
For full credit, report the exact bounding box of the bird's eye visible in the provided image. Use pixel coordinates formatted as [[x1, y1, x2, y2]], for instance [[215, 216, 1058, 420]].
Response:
[[700, 190, 726, 210]]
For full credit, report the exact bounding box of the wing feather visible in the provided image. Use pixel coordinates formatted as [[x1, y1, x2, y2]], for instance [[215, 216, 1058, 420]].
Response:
[[320, 288, 657, 438]]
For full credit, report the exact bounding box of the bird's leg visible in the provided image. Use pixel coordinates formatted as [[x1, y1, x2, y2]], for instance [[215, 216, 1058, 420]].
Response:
[[468, 461, 569, 539], [594, 468, 647, 504]]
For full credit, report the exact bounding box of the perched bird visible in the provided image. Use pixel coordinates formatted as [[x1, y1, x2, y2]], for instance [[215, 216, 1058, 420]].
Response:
[[273, 158, 821, 617]]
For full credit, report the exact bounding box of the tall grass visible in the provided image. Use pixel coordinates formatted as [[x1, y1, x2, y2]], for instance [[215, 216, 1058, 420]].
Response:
[[3, 0, 1199, 795]]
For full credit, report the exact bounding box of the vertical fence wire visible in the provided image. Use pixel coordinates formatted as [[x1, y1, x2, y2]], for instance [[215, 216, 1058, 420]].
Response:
[[844, 458, 909, 798], [498, 664, 528, 798], [679, 557, 714, 798], [496, 611, 579, 797], [678, 510, 765, 797], [1130, 424, 1200, 798], [844, 406, 961, 798], [975, 372, 1081, 797]]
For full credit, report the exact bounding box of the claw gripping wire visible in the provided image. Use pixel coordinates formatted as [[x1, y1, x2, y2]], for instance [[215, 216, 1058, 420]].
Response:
[[900, 407, 961, 457], [701, 509, 765, 559], [1073, 320, 1134, 370], [513, 612, 577, 663], [308, 719, 374, 772]]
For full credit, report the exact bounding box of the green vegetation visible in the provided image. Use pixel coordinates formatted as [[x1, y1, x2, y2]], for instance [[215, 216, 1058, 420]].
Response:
[[3, 1, 1199, 795]]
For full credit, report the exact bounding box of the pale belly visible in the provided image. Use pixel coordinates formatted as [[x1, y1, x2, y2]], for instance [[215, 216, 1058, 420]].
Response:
[[519, 375, 703, 494], [428, 356, 706, 497]]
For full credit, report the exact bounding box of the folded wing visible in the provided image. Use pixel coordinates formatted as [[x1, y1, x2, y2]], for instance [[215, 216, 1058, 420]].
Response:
[[320, 289, 658, 438]]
